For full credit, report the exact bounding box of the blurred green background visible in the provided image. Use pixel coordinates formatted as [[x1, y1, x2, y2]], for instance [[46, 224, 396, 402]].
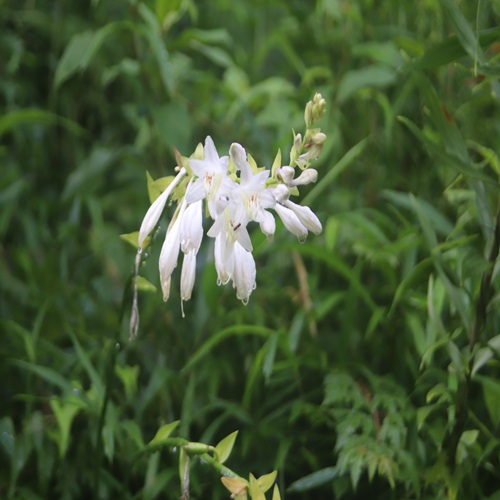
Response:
[[2, 0, 500, 498]]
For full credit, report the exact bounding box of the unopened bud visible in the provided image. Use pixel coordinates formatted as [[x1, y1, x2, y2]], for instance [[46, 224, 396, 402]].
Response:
[[290, 168, 318, 186], [294, 133, 302, 150], [277, 166, 295, 185], [304, 101, 313, 127], [311, 132, 326, 145], [312, 93, 326, 122], [273, 184, 290, 203]]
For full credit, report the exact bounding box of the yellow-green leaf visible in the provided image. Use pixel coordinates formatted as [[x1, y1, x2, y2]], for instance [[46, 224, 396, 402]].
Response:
[[149, 420, 180, 446], [215, 430, 238, 464], [257, 470, 277, 493]]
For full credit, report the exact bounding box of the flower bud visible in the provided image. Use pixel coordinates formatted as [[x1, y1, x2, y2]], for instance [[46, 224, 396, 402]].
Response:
[[304, 101, 313, 127], [277, 166, 295, 185], [312, 93, 326, 122], [294, 133, 302, 150], [311, 132, 326, 145], [272, 184, 290, 203], [284, 200, 322, 235], [290, 168, 318, 186]]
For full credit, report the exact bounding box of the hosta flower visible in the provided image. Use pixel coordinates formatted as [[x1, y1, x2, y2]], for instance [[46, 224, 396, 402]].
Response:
[[131, 92, 327, 335], [186, 136, 236, 218], [230, 143, 276, 239], [179, 200, 203, 305]]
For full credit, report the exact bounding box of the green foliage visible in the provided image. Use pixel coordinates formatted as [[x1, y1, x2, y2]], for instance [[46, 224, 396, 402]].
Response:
[[2, 0, 500, 498]]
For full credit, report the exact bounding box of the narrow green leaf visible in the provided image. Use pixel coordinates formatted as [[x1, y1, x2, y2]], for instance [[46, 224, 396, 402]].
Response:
[[303, 137, 369, 206], [287, 467, 339, 492], [11, 360, 76, 396], [473, 375, 500, 426], [149, 420, 180, 446], [0, 108, 86, 137], [182, 325, 275, 372], [337, 65, 396, 103], [138, 4, 174, 96], [439, 0, 481, 62], [68, 331, 105, 402], [215, 430, 238, 465]]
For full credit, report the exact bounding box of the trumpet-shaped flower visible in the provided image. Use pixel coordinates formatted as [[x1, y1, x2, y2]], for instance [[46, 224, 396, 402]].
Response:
[[186, 136, 236, 218], [131, 101, 326, 332], [229, 143, 276, 239]]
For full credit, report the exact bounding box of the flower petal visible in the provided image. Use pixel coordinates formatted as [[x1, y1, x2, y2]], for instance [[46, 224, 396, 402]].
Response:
[[274, 203, 308, 241], [232, 242, 256, 304], [284, 200, 322, 235], [180, 250, 196, 301]]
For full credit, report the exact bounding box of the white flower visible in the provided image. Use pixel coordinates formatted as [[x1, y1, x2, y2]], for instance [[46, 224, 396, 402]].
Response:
[[274, 203, 308, 241], [186, 136, 236, 218], [231, 241, 256, 304], [290, 168, 318, 187], [282, 199, 322, 235], [180, 249, 196, 303], [138, 167, 187, 248], [158, 205, 183, 302], [179, 200, 203, 307], [230, 143, 276, 239]]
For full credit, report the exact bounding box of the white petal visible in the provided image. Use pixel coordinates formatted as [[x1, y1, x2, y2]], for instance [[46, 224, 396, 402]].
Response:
[[203, 136, 219, 164], [277, 166, 295, 185], [159, 220, 181, 298], [230, 143, 252, 183], [272, 184, 290, 203], [257, 209, 276, 239], [284, 200, 322, 235], [159, 199, 188, 299], [214, 235, 233, 285], [290, 169, 318, 186], [138, 167, 186, 248], [185, 178, 205, 204], [180, 201, 203, 253], [274, 203, 308, 241], [232, 242, 256, 304], [180, 250, 196, 301]]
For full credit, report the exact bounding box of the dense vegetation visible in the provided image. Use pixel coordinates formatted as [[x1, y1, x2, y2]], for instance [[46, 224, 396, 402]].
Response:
[[2, 0, 500, 498]]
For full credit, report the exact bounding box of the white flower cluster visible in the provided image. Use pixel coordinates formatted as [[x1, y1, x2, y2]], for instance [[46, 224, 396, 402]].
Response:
[[129, 93, 326, 336]]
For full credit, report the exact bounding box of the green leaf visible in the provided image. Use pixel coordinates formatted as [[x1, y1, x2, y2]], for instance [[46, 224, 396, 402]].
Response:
[[0, 108, 86, 137], [248, 473, 266, 500], [439, 0, 481, 63], [136, 276, 157, 293], [287, 467, 338, 492], [182, 325, 275, 372], [257, 471, 277, 493], [215, 430, 238, 464], [473, 375, 500, 426], [337, 65, 396, 103], [304, 137, 369, 206], [410, 27, 500, 70], [50, 398, 81, 458], [114, 364, 140, 401], [121, 420, 145, 450], [54, 24, 124, 88], [12, 360, 79, 397], [272, 484, 281, 500], [120, 231, 140, 249], [138, 4, 174, 96], [149, 420, 180, 446]]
